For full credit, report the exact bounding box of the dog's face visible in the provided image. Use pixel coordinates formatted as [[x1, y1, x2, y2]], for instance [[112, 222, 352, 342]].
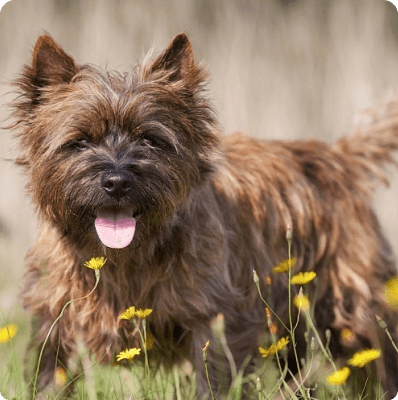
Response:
[[12, 34, 219, 250]]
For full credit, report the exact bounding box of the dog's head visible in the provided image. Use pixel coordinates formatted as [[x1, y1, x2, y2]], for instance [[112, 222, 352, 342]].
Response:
[[12, 33, 219, 250]]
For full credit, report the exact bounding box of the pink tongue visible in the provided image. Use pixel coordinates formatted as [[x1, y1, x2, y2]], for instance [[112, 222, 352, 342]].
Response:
[[95, 210, 136, 249]]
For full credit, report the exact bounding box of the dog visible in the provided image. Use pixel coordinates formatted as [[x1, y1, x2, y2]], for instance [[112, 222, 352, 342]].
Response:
[[10, 32, 398, 398]]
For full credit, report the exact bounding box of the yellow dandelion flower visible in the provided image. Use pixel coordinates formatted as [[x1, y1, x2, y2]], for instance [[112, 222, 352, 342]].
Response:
[[341, 328, 356, 344], [293, 292, 310, 312], [385, 277, 398, 309], [54, 367, 67, 386], [119, 307, 152, 320], [268, 344, 278, 355], [275, 336, 289, 351], [119, 306, 136, 320], [266, 276, 272, 285], [259, 346, 270, 358], [203, 340, 210, 352], [84, 257, 106, 270], [259, 337, 289, 358], [0, 323, 17, 343], [348, 349, 381, 368], [326, 367, 351, 385], [273, 258, 296, 273], [290, 271, 316, 285], [135, 308, 153, 319], [116, 347, 141, 362]]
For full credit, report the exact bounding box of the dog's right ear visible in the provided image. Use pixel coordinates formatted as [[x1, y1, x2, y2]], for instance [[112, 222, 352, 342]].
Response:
[[31, 34, 79, 87], [144, 33, 208, 89], [148, 33, 195, 82]]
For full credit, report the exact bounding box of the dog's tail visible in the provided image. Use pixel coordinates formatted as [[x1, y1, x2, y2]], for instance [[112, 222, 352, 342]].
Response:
[[333, 95, 398, 189]]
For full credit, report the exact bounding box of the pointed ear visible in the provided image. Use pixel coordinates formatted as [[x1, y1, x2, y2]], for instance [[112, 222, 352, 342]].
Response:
[[31, 34, 79, 87], [147, 33, 198, 83]]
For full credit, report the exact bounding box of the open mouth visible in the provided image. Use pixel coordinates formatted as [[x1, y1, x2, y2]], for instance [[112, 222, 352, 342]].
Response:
[[94, 208, 136, 249]]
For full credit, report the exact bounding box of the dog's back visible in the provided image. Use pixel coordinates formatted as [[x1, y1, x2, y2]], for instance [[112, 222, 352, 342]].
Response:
[[213, 122, 398, 394]]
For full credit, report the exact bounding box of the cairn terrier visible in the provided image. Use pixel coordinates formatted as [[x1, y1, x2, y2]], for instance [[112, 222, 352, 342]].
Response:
[[10, 32, 398, 398]]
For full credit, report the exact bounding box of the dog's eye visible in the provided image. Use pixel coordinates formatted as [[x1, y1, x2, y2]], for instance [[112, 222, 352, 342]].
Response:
[[143, 137, 159, 148], [142, 135, 175, 152], [66, 138, 90, 151]]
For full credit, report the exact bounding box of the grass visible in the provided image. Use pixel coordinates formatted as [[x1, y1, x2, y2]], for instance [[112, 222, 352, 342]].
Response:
[[0, 238, 396, 400]]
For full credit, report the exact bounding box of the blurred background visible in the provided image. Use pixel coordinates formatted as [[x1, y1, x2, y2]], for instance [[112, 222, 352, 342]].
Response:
[[1, 0, 398, 395]]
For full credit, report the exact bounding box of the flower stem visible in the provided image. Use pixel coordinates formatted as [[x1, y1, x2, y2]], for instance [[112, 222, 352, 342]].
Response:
[[32, 271, 101, 399]]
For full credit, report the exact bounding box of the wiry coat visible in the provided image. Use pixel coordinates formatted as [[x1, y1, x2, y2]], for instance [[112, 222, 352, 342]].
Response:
[[10, 33, 398, 398]]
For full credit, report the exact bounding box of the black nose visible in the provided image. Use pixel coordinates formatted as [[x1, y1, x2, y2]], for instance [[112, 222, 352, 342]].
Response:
[[101, 171, 134, 201]]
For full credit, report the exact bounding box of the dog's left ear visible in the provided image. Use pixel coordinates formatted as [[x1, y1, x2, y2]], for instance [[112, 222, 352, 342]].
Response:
[[146, 33, 205, 86]]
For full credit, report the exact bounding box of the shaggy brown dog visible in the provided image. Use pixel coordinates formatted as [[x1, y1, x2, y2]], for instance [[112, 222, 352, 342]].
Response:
[[10, 33, 398, 398]]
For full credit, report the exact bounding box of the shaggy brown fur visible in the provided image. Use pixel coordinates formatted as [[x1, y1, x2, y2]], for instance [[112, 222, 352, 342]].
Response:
[[10, 32, 398, 398]]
